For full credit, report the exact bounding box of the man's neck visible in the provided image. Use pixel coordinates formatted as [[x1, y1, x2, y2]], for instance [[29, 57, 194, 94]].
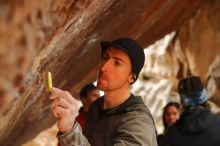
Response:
[[103, 87, 130, 109]]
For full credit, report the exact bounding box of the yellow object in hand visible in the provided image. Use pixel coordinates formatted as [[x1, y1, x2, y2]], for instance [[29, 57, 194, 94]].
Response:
[[43, 71, 53, 93]]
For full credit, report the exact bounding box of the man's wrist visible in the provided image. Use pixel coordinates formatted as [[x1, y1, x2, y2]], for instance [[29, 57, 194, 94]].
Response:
[[57, 121, 77, 136]]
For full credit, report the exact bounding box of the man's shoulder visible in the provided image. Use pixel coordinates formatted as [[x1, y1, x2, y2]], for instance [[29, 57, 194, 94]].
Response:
[[126, 95, 151, 114], [121, 95, 155, 125], [124, 105, 154, 122]]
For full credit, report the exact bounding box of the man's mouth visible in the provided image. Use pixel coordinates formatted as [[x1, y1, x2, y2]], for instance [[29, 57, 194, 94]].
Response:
[[98, 72, 107, 81]]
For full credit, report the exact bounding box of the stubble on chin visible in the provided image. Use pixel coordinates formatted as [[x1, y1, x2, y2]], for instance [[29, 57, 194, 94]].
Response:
[[97, 80, 108, 92]]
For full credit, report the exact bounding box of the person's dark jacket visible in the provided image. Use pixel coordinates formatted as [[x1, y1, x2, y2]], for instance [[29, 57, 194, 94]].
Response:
[[164, 107, 220, 146], [157, 133, 166, 146], [58, 94, 158, 146]]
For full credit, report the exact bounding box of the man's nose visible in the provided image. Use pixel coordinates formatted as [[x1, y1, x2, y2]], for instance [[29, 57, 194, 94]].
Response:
[[101, 60, 111, 72]]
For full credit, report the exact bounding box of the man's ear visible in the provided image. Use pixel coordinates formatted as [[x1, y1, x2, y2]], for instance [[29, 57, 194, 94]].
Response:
[[128, 73, 135, 84]]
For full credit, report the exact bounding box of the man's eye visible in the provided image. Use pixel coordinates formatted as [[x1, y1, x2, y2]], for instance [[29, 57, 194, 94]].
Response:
[[114, 61, 121, 66]]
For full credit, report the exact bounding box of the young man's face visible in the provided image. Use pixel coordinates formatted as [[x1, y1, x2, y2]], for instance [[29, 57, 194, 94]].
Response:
[[82, 89, 100, 109], [97, 47, 134, 91]]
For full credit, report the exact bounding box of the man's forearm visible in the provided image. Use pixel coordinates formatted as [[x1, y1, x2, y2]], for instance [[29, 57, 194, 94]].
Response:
[[57, 122, 91, 146]]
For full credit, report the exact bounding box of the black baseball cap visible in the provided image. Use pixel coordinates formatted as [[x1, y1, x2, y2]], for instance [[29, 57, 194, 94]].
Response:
[[100, 37, 145, 83]]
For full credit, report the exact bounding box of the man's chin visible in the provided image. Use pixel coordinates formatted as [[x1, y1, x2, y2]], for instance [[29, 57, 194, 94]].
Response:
[[97, 82, 107, 91]]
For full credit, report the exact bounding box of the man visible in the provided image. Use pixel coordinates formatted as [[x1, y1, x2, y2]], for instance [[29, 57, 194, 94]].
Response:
[[76, 83, 100, 128], [50, 38, 158, 146], [164, 76, 220, 146]]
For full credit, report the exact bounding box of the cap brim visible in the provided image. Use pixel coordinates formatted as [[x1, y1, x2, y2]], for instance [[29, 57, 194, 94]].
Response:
[[100, 41, 133, 57]]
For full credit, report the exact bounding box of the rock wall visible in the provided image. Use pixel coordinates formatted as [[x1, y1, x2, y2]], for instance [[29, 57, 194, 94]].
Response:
[[22, 125, 58, 146], [0, 0, 213, 146]]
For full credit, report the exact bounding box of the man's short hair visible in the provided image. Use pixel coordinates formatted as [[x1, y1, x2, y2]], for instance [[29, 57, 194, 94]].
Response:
[[79, 83, 97, 98]]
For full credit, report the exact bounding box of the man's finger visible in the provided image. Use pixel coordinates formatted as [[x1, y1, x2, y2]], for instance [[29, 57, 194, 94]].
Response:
[[49, 87, 64, 100], [51, 87, 63, 93], [51, 97, 72, 109], [51, 104, 68, 119], [50, 91, 78, 105]]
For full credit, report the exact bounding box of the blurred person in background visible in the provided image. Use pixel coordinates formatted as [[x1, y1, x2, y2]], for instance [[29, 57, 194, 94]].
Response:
[[76, 83, 100, 128], [157, 102, 181, 146], [162, 102, 181, 133]]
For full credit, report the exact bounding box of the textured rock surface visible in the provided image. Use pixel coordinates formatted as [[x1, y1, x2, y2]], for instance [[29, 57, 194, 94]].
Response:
[[2, 0, 219, 146], [22, 124, 58, 146]]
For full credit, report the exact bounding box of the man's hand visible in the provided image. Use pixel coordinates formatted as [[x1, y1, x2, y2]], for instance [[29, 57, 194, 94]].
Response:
[[50, 87, 79, 133]]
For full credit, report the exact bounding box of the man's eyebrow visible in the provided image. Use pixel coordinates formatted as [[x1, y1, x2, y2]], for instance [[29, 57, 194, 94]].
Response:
[[113, 57, 125, 63], [103, 52, 125, 62]]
